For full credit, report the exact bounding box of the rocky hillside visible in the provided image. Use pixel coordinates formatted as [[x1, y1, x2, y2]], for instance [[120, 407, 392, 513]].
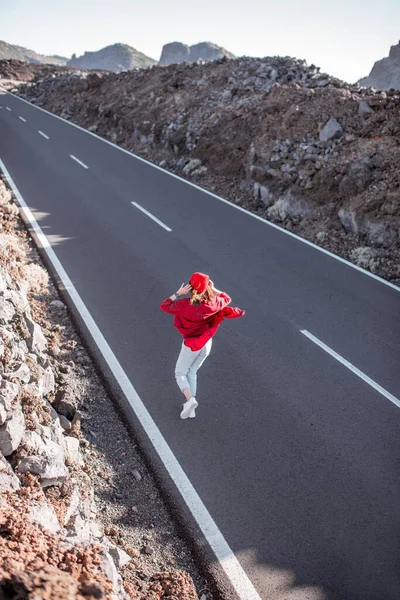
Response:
[[160, 41, 235, 66], [67, 43, 156, 72], [359, 41, 400, 90], [0, 59, 95, 83], [0, 40, 67, 65], [13, 56, 400, 284]]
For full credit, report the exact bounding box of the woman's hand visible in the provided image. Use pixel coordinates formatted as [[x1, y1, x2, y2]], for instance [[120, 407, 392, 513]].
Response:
[[176, 283, 192, 296]]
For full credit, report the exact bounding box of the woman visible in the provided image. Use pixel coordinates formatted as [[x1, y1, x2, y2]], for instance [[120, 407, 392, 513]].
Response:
[[160, 272, 245, 419]]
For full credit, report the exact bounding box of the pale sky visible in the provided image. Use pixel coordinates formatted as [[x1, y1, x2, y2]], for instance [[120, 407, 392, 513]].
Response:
[[1, 0, 399, 83]]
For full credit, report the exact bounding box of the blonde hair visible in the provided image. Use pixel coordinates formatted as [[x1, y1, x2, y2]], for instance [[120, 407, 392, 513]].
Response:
[[190, 282, 215, 305]]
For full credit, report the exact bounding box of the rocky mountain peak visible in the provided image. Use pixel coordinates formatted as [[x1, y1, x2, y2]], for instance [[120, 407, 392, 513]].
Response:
[[359, 40, 400, 90], [159, 41, 235, 66], [67, 43, 156, 72]]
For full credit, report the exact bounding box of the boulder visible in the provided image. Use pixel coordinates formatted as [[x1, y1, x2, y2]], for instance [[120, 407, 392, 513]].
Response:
[[0, 407, 25, 456], [8, 362, 31, 383], [5, 289, 30, 315], [358, 100, 373, 117], [65, 436, 83, 466], [0, 380, 19, 425], [319, 117, 343, 142], [17, 454, 68, 486], [59, 414, 72, 431], [18, 424, 67, 485], [339, 157, 374, 200], [63, 485, 81, 525], [27, 498, 61, 534], [50, 300, 66, 310], [0, 297, 15, 324], [0, 453, 20, 493], [53, 387, 78, 420], [40, 365, 56, 395], [108, 544, 132, 568], [103, 550, 130, 600], [66, 513, 103, 542], [25, 316, 47, 353]]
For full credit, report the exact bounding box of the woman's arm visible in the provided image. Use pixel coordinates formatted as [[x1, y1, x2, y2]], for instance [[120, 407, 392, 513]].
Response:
[[160, 283, 191, 314]]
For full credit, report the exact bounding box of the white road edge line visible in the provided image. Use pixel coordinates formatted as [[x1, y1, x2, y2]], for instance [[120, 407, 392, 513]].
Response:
[[70, 154, 88, 169], [0, 157, 261, 600], [3, 88, 399, 293], [5, 106, 11, 111], [38, 130, 49, 140], [301, 329, 400, 409], [131, 201, 172, 232], [19, 116, 27, 122]]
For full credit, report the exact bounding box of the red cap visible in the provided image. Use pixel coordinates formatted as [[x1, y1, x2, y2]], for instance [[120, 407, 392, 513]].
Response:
[[189, 272, 210, 294]]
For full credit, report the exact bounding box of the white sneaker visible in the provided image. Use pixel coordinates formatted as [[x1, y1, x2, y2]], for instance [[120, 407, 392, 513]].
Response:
[[180, 397, 198, 419], [188, 408, 196, 418]]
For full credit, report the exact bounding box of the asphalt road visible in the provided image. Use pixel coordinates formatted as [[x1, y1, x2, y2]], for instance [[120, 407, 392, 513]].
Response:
[[1, 90, 399, 600]]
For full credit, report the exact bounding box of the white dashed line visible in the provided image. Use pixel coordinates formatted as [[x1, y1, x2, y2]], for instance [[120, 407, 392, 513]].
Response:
[[38, 130, 50, 140], [301, 330, 400, 409], [19, 116, 27, 122], [6, 106, 11, 111], [131, 201, 172, 232], [70, 155, 88, 169]]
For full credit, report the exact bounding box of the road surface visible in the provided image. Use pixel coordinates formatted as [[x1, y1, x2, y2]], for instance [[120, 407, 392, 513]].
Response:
[[1, 89, 399, 600]]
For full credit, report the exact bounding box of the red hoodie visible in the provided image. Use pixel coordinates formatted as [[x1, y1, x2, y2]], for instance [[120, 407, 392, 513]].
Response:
[[160, 292, 245, 351]]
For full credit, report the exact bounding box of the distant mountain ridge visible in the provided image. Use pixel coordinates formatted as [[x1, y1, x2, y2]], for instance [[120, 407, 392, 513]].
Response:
[[0, 39, 235, 72], [67, 43, 156, 72], [160, 41, 235, 66], [0, 40, 68, 65]]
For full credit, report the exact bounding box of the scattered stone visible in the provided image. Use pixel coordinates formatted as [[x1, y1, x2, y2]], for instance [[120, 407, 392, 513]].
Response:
[[109, 544, 132, 568], [131, 469, 142, 481], [143, 544, 153, 555], [358, 100, 374, 117], [65, 435, 83, 465], [50, 299, 66, 309], [319, 117, 343, 142], [59, 414, 72, 431]]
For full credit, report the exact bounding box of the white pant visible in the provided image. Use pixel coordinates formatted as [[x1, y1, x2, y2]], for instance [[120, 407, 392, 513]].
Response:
[[175, 339, 212, 397]]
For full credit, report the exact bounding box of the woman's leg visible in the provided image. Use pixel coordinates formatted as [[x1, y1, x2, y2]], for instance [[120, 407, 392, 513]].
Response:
[[186, 339, 213, 397], [175, 342, 201, 400]]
